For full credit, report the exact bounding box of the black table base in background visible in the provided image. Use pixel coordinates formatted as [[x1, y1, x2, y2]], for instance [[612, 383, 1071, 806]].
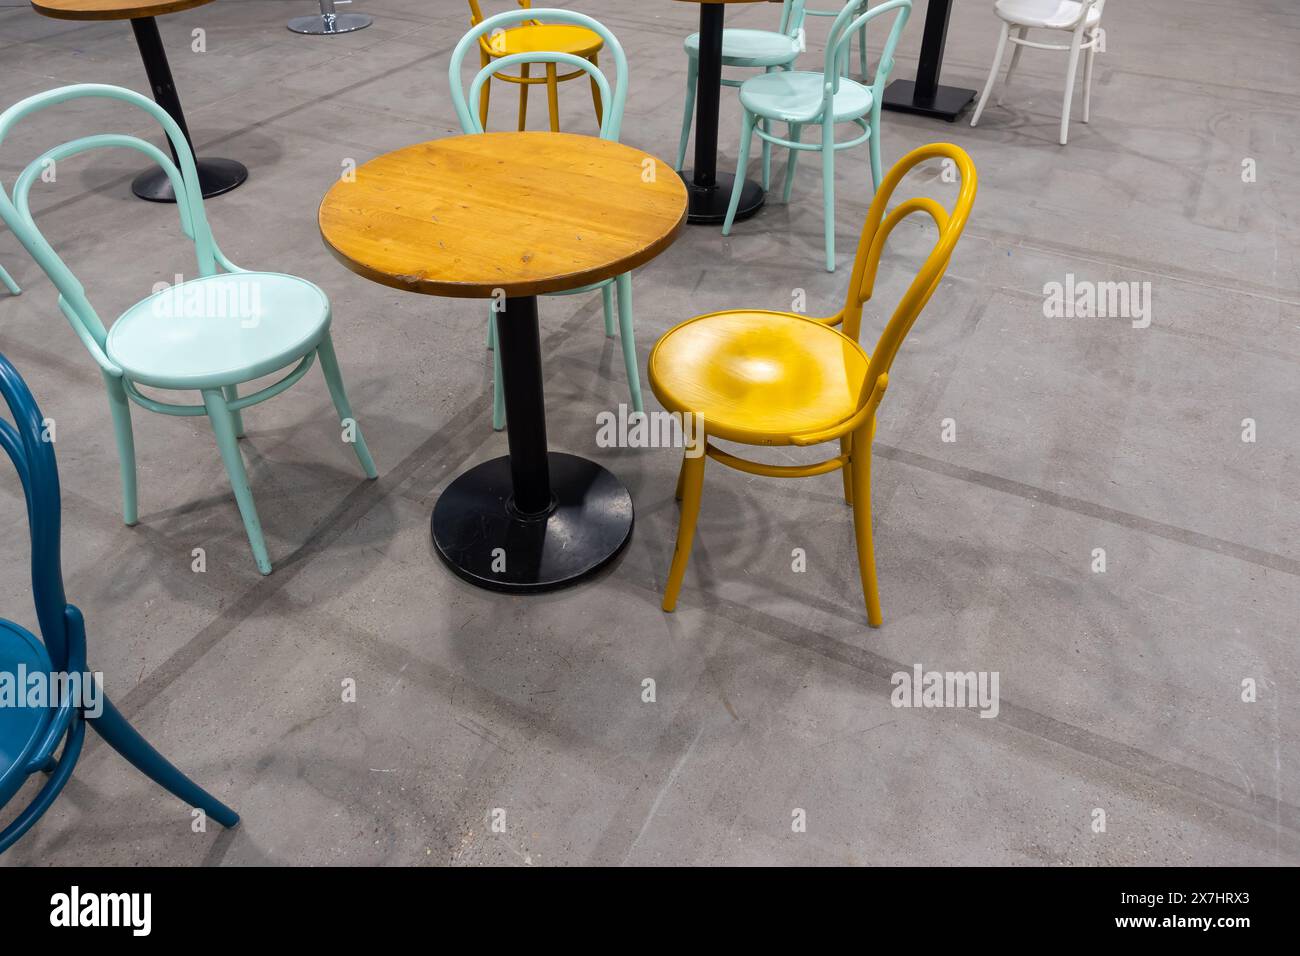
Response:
[[431, 295, 634, 592], [681, 2, 764, 224], [130, 16, 247, 202], [881, 0, 975, 121]]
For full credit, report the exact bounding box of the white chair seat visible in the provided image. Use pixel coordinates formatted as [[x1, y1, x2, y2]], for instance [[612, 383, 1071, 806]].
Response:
[[994, 0, 1101, 30]]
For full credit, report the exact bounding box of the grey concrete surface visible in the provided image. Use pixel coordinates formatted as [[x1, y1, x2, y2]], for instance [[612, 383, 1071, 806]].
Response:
[[0, 0, 1296, 865]]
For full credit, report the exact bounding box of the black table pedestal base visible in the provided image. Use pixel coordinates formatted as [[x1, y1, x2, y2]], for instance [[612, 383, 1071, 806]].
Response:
[[681, 170, 764, 225], [432, 452, 633, 592], [881, 80, 976, 122], [132, 156, 249, 202]]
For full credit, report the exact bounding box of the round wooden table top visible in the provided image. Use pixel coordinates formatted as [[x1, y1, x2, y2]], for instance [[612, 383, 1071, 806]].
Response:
[[319, 132, 688, 299], [30, 0, 211, 20]]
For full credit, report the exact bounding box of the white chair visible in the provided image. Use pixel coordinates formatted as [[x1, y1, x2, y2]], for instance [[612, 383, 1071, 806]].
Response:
[[969, 0, 1105, 145]]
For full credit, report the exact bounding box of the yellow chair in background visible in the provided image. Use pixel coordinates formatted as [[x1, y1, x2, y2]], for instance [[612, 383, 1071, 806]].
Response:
[[649, 143, 977, 626], [466, 1, 605, 131]]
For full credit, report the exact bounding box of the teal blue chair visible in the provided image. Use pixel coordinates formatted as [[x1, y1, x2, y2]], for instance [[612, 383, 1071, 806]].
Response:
[[0, 261, 18, 295], [0, 84, 377, 575], [451, 8, 641, 432], [674, 0, 808, 189], [0, 350, 238, 853], [722, 0, 911, 272]]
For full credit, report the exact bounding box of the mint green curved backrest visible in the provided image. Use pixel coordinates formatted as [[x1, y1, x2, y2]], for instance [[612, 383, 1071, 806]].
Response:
[[779, 0, 810, 36], [824, 0, 911, 97], [449, 8, 629, 140], [0, 84, 229, 377]]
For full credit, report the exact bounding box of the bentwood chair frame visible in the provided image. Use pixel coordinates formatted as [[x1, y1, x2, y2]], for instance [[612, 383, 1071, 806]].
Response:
[[653, 143, 977, 626], [969, 0, 1106, 146], [0, 84, 377, 575], [0, 351, 238, 853], [722, 0, 912, 272], [451, 8, 644, 431], [466, 0, 604, 133], [674, 0, 808, 187]]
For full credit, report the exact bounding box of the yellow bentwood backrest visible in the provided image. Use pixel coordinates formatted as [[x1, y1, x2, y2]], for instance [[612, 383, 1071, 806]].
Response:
[[839, 143, 977, 388]]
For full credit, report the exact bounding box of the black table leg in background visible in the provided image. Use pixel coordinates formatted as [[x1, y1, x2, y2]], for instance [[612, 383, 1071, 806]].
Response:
[[881, 0, 975, 121], [431, 295, 634, 592], [680, 1, 763, 224], [130, 16, 247, 203]]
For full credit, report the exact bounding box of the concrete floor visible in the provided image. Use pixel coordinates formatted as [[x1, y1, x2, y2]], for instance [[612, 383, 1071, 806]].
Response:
[[0, 0, 1296, 866]]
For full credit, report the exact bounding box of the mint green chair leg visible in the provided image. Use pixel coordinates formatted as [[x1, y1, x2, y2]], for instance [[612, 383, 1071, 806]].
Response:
[[858, 25, 868, 80], [491, 313, 506, 431], [783, 122, 802, 202], [676, 57, 698, 171], [486, 310, 496, 349], [0, 261, 19, 295], [722, 110, 757, 236], [614, 272, 643, 413], [868, 107, 883, 192], [821, 120, 836, 272], [761, 67, 775, 190], [201, 388, 271, 575], [102, 371, 138, 526], [317, 332, 378, 479], [222, 384, 246, 438], [601, 282, 615, 337]]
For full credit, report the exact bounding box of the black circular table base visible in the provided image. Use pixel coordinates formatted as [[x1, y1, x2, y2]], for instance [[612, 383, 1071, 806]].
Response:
[[680, 171, 764, 225], [432, 452, 634, 593], [132, 157, 248, 203]]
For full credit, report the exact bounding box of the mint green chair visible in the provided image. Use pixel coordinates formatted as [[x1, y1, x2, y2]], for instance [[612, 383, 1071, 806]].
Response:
[[0, 261, 18, 295], [674, 0, 808, 189], [0, 84, 377, 575], [722, 0, 911, 272], [454, 9, 642, 432], [806, 4, 869, 80]]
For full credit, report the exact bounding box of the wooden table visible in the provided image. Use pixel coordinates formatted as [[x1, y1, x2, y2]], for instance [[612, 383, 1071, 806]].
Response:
[[880, 0, 976, 121], [674, 0, 767, 224], [319, 132, 687, 592], [31, 0, 247, 202]]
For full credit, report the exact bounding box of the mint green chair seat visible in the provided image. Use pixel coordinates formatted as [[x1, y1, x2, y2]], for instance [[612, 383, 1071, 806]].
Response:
[[683, 28, 800, 66], [0, 84, 377, 576], [739, 69, 874, 122], [675, 1, 808, 178], [721, 0, 911, 273], [108, 273, 329, 388]]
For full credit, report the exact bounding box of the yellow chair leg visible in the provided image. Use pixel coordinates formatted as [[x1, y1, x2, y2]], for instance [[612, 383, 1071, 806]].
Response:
[[848, 425, 882, 627], [663, 452, 706, 612], [546, 63, 560, 132], [517, 63, 531, 130], [589, 53, 604, 126], [674, 455, 687, 502], [839, 433, 853, 505]]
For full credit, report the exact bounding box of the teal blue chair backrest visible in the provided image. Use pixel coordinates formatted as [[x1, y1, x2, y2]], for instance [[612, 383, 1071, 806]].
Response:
[[824, 0, 911, 97], [448, 8, 629, 140], [0, 84, 233, 379]]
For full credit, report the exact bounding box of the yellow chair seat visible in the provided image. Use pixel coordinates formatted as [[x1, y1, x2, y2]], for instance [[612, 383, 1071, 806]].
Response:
[[649, 310, 871, 445], [486, 24, 603, 60]]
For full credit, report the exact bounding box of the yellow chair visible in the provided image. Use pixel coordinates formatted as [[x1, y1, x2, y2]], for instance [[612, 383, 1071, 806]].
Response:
[[649, 143, 977, 626], [467, 1, 605, 131]]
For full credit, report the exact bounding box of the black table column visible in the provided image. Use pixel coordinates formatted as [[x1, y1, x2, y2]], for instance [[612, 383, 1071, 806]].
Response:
[[130, 16, 247, 202], [881, 0, 975, 121], [680, 2, 763, 224], [431, 295, 634, 592]]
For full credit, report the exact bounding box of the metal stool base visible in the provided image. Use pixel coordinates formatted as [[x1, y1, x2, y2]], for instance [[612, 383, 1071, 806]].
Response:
[[287, 13, 373, 35]]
